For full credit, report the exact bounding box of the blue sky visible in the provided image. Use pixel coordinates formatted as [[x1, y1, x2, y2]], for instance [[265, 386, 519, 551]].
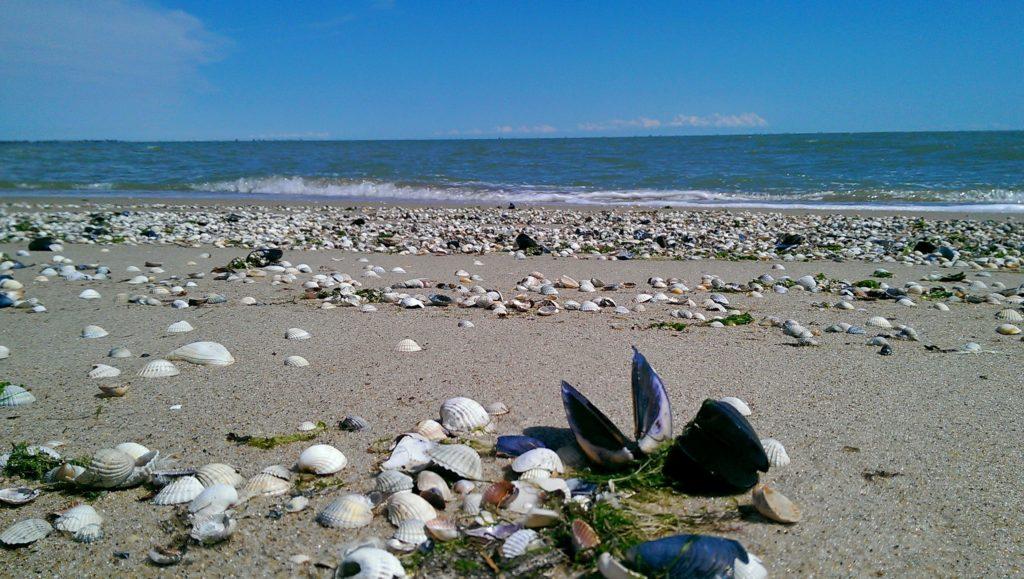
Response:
[[1, 0, 1022, 140]]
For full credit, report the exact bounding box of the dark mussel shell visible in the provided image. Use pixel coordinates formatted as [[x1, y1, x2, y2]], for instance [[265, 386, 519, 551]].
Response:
[[561, 381, 634, 469], [624, 534, 764, 578], [631, 347, 672, 454], [28, 237, 56, 251], [495, 435, 546, 458], [428, 294, 453, 306], [245, 248, 283, 267], [0, 294, 14, 308], [663, 399, 769, 494]]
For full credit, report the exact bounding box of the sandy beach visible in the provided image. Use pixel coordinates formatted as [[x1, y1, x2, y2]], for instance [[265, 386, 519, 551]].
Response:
[[1, 200, 1022, 577]]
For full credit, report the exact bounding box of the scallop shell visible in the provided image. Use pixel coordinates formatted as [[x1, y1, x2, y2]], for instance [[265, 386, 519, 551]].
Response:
[[502, 529, 541, 559], [339, 546, 406, 579], [439, 397, 490, 433], [82, 325, 109, 339], [153, 475, 204, 505], [108, 346, 132, 358], [381, 433, 434, 472], [416, 471, 452, 501], [188, 483, 238, 516], [137, 359, 179, 378], [196, 463, 245, 488], [720, 396, 752, 416], [55, 505, 103, 534], [462, 492, 484, 515], [285, 328, 311, 340], [428, 444, 483, 480], [752, 484, 801, 524], [392, 519, 429, 547], [761, 438, 791, 468], [0, 518, 52, 546], [166, 321, 194, 333], [114, 442, 150, 460], [84, 448, 136, 488], [0, 487, 40, 505], [71, 523, 103, 543], [995, 309, 1024, 322], [414, 419, 447, 441], [189, 512, 236, 545], [239, 473, 290, 499], [511, 448, 564, 474], [284, 355, 309, 367], [386, 491, 437, 526], [394, 338, 422, 352], [996, 323, 1021, 335], [79, 289, 101, 300], [518, 468, 552, 481], [0, 384, 35, 407], [88, 364, 121, 379], [167, 341, 235, 366], [376, 470, 415, 495], [297, 444, 347, 475], [317, 494, 374, 529], [261, 464, 291, 479], [866, 316, 892, 329], [571, 519, 600, 552]]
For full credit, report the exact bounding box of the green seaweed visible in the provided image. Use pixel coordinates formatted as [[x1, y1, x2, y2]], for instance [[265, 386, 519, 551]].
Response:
[[355, 288, 387, 303], [871, 270, 893, 278], [226, 421, 326, 449], [647, 321, 687, 332], [3, 443, 62, 481], [717, 312, 753, 326], [576, 444, 672, 492], [922, 287, 953, 300], [854, 279, 881, 289]]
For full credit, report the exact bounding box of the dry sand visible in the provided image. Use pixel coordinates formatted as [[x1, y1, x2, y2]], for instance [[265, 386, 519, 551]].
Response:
[[0, 239, 1022, 576]]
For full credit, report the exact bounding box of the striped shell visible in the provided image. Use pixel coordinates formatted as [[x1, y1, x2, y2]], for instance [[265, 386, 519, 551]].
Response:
[[761, 438, 791, 468], [867, 316, 893, 329], [284, 355, 309, 367], [297, 444, 348, 475], [502, 529, 541, 559], [113, 442, 150, 460], [262, 464, 291, 479], [167, 341, 235, 366], [339, 547, 406, 579], [54, 505, 103, 534], [386, 491, 437, 526], [752, 484, 801, 524], [0, 487, 40, 505], [196, 463, 245, 488], [571, 519, 601, 552], [414, 419, 447, 441], [88, 364, 121, 379], [72, 524, 103, 543], [0, 518, 52, 546], [439, 397, 490, 433], [0, 384, 35, 407], [239, 473, 290, 499], [462, 493, 484, 516], [519, 468, 552, 481], [317, 494, 373, 529], [340, 415, 370, 432], [428, 444, 483, 480], [108, 346, 132, 358], [285, 327, 311, 340], [995, 308, 1024, 322], [137, 359, 179, 378], [166, 321, 194, 333], [511, 448, 564, 474], [188, 483, 238, 516], [394, 338, 422, 352], [391, 519, 429, 547], [84, 448, 136, 488], [82, 325, 109, 339], [153, 475, 204, 505], [376, 470, 415, 495], [720, 396, 752, 416]]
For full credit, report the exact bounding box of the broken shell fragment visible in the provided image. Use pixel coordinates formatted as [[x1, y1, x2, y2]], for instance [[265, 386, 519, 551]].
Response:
[[752, 484, 801, 524]]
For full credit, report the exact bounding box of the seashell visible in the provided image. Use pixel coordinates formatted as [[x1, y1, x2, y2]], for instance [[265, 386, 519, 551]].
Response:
[[453, 480, 475, 495], [381, 433, 434, 472], [761, 438, 791, 468], [240, 296, 257, 306], [521, 506, 561, 528], [439, 397, 490, 433], [428, 444, 483, 480], [0, 384, 35, 407], [425, 516, 460, 542], [0, 487, 40, 505], [618, 535, 766, 578], [82, 325, 109, 339], [719, 396, 752, 416], [99, 384, 129, 397], [167, 341, 235, 366], [153, 475, 204, 505], [934, 302, 950, 311], [995, 309, 1024, 322], [512, 448, 564, 474], [340, 415, 370, 432], [285, 495, 309, 512], [148, 546, 183, 566], [45, 463, 85, 483], [298, 421, 317, 432], [502, 529, 541, 559], [284, 355, 309, 367], [285, 327, 311, 340], [190, 512, 236, 545], [88, 363, 121, 379], [297, 444, 347, 475], [462, 492, 484, 515], [71, 523, 103, 543], [260, 464, 291, 480], [416, 471, 452, 501], [495, 435, 546, 458], [196, 463, 245, 488], [518, 468, 551, 481], [113, 442, 150, 460], [239, 473, 290, 499], [482, 480, 517, 508], [79, 289, 101, 300], [188, 483, 238, 516], [377, 470, 415, 495], [996, 323, 1021, 335], [458, 320, 474, 328], [166, 320, 194, 333], [0, 518, 52, 546], [572, 519, 601, 552], [317, 494, 373, 528], [84, 448, 136, 488], [390, 519, 429, 550], [752, 484, 801, 523], [394, 338, 422, 352], [108, 346, 132, 358], [560, 382, 634, 468], [867, 316, 892, 329], [414, 419, 447, 441], [338, 546, 406, 579], [387, 491, 437, 526], [137, 359, 179, 378], [0, 345, 8, 359], [579, 300, 600, 312], [55, 505, 103, 534]]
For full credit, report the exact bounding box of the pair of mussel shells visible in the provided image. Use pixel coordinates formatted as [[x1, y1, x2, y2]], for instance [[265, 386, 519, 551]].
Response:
[[598, 534, 767, 579]]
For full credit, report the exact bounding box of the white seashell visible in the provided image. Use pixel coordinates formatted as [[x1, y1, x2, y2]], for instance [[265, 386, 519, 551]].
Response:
[[188, 483, 238, 516], [995, 309, 1023, 322], [138, 359, 179, 378], [166, 320, 194, 333], [297, 421, 317, 431], [512, 448, 564, 474], [752, 484, 801, 524], [416, 471, 453, 501], [153, 475, 204, 505], [0, 518, 52, 546], [867, 316, 893, 329], [761, 438, 791, 468], [285, 327, 311, 340], [189, 512, 236, 545], [240, 473, 290, 499], [297, 444, 347, 475], [439, 397, 490, 433], [381, 433, 435, 472], [72, 523, 104, 543], [88, 364, 121, 379], [240, 296, 257, 305], [108, 346, 131, 358], [360, 304, 377, 313], [339, 546, 406, 579], [414, 419, 447, 441], [390, 519, 429, 550], [502, 529, 541, 559], [934, 302, 950, 311], [0, 487, 40, 505], [285, 496, 309, 513], [167, 341, 235, 366], [377, 470, 415, 495], [996, 323, 1021, 335], [394, 338, 422, 352], [486, 401, 509, 416], [261, 464, 291, 479], [458, 320, 474, 328], [113, 442, 150, 460], [196, 463, 245, 488], [428, 444, 483, 480], [387, 491, 437, 526], [82, 325, 109, 339], [453, 480, 475, 495], [55, 505, 103, 534], [521, 506, 561, 528], [579, 300, 600, 312], [284, 355, 309, 367], [83, 448, 135, 488], [79, 289, 101, 300], [0, 345, 8, 359], [519, 468, 552, 481], [720, 396, 752, 416], [318, 494, 374, 528], [0, 384, 35, 407]]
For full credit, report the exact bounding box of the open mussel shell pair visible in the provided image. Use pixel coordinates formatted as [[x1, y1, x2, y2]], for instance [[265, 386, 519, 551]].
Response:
[[561, 347, 672, 469], [663, 399, 769, 494], [599, 534, 767, 579]]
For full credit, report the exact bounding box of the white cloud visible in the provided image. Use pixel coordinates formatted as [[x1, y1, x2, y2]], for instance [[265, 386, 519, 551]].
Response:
[[580, 113, 766, 132], [445, 125, 557, 136]]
